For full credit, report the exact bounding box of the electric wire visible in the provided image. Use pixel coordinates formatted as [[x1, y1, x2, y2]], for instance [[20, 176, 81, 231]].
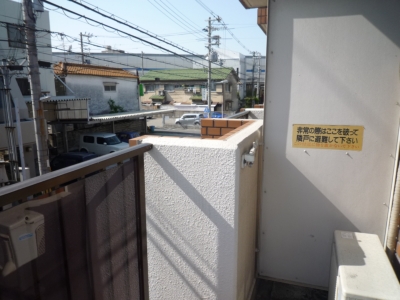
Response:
[[59, 0, 229, 73], [0, 32, 228, 82], [70, 0, 206, 58], [193, 0, 254, 54], [0, 20, 232, 80], [148, 0, 205, 40]]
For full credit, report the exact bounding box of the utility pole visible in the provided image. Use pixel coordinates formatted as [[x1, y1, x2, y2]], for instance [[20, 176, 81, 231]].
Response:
[[205, 17, 221, 117], [23, 0, 49, 175], [207, 17, 212, 117], [141, 51, 144, 76], [80, 32, 93, 64], [251, 52, 256, 108], [0, 60, 19, 182], [257, 53, 261, 100]]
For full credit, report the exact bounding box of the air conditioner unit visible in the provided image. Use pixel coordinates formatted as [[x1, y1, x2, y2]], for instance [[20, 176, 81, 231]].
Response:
[[0, 207, 44, 277], [328, 231, 400, 300]]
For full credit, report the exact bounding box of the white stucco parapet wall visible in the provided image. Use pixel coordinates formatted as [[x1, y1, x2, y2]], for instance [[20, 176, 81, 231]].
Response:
[[142, 120, 262, 300], [245, 108, 264, 120]]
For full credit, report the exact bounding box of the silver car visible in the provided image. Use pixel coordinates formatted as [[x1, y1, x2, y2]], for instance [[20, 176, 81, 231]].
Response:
[[79, 133, 129, 155], [175, 113, 204, 126]]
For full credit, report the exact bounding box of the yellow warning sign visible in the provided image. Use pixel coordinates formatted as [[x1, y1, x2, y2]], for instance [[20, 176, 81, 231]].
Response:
[[292, 124, 364, 151]]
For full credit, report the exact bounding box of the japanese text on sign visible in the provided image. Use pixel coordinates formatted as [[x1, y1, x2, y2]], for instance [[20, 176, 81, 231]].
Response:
[[292, 124, 364, 151]]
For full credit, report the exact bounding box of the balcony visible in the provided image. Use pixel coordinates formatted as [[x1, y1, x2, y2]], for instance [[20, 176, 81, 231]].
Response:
[[0, 112, 265, 299], [0, 145, 151, 299]]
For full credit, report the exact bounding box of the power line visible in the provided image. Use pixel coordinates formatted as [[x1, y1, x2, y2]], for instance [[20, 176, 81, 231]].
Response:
[[148, 0, 205, 40], [1, 20, 235, 80], [193, 0, 254, 54], [41, 0, 213, 70], [0, 37, 215, 81], [69, 0, 205, 57], [157, 0, 206, 36], [61, 0, 228, 72], [0, 28, 228, 82]]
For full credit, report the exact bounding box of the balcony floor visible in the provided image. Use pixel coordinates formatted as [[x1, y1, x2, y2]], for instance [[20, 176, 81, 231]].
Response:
[[254, 279, 328, 300]]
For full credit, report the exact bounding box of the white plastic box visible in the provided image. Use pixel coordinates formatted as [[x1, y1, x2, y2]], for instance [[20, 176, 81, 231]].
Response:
[[328, 230, 400, 300]]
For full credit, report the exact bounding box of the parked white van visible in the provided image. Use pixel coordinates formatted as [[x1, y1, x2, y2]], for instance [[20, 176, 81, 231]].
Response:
[[79, 133, 129, 155]]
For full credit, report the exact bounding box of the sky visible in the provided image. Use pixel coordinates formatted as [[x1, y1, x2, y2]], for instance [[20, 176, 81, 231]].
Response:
[[44, 0, 266, 57]]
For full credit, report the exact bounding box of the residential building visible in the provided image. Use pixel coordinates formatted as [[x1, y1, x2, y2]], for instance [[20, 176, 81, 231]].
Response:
[[52, 49, 265, 101], [53, 62, 140, 115], [0, 0, 55, 179], [140, 68, 240, 112]]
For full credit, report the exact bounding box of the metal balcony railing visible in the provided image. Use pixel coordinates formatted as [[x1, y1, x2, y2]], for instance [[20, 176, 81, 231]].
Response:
[[0, 143, 152, 300], [227, 110, 250, 119]]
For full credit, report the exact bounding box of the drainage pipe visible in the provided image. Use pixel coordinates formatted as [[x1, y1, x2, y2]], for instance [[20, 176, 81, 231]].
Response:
[[385, 122, 400, 260]]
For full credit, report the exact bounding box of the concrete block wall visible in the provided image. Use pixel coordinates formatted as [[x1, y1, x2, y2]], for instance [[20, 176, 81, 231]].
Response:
[[201, 119, 254, 139]]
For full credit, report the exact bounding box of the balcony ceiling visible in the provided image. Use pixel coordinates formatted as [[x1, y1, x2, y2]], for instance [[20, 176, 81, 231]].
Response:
[[239, 0, 268, 9]]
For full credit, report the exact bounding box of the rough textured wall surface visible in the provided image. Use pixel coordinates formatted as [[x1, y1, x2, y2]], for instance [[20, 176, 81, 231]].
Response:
[[246, 108, 264, 120], [142, 121, 262, 300], [144, 140, 237, 300]]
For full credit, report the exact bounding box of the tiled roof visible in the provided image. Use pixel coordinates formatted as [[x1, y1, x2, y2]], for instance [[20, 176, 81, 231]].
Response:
[[54, 62, 138, 79], [140, 68, 236, 82]]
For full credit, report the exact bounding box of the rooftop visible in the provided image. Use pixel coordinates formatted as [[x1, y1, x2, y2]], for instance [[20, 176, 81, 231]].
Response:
[[53, 62, 138, 79], [140, 67, 237, 82]]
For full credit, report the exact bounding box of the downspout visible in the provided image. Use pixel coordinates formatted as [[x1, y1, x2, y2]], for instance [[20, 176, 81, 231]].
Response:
[[255, 2, 270, 281], [384, 120, 400, 261]]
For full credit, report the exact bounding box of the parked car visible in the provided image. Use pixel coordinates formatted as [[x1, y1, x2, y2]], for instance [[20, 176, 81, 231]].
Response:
[[175, 113, 204, 126], [50, 152, 98, 171], [79, 133, 129, 155], [116, 131, 140, 143], [211, 112, 227, 118]]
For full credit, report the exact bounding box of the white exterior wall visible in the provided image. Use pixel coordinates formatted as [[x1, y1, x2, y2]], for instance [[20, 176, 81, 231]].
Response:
[[261, 0, 400, 288], [64, 75, 139, 115], [143, 121, 262, 299]]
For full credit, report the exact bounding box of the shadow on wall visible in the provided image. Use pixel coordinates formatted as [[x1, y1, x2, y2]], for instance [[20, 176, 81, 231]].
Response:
[[146, 149, 236, 299]]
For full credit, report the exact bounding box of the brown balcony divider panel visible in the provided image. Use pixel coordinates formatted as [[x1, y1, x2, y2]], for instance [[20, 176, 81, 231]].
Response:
[[85, 162, 140, 300], [0, 145, 151, 300]]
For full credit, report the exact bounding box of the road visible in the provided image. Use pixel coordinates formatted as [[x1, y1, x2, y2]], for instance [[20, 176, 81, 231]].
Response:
[[146, 117, 201, 136]]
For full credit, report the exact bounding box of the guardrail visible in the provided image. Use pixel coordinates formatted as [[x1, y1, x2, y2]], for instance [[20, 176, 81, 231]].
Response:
[[0, 143, 152, 300], [227, 110, 250, 119]]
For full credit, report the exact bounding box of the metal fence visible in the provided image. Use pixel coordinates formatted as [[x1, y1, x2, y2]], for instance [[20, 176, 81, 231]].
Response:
[[0, 144, 152, 300]]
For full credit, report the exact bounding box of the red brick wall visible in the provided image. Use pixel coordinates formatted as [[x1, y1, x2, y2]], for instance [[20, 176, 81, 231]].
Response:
[[201, 119, 254, 139]]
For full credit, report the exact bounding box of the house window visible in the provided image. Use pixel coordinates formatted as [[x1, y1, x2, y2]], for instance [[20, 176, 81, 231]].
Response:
[[164, 84, 174, 91], [224, 84, 231, 92], [104, 82, 117, 92], [145, 84, 154, 92], [16, 78, 31, 96], [54, 77, 66, 96], [7, 24, 26, 49]]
